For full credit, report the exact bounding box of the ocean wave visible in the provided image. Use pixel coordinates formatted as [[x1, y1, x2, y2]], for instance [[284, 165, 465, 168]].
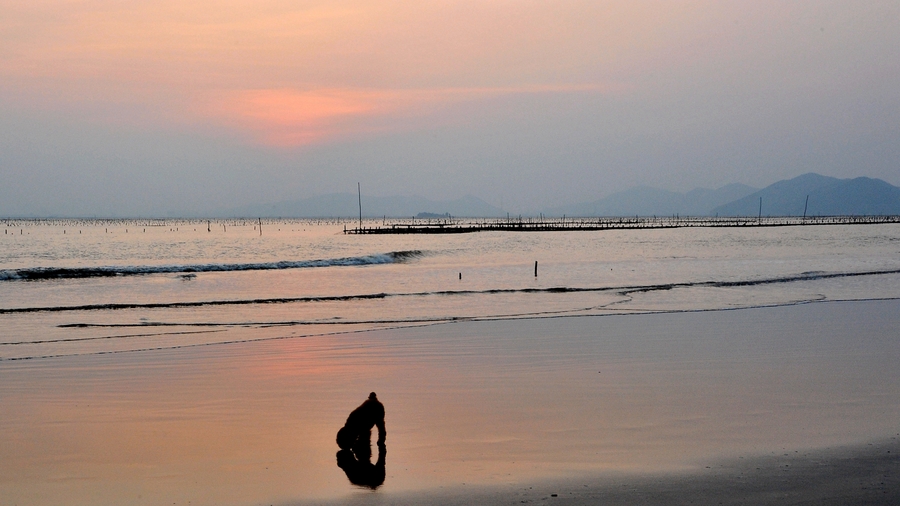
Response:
[[0, 250, 423, 281], [2, 268, 898, 314]]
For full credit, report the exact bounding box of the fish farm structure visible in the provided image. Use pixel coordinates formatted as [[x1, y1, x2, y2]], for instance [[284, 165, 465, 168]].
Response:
[[344, 215, 900, 234]]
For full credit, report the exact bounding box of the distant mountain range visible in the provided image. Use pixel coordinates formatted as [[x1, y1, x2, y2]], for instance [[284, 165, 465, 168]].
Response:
[[711, 173, 900, 217], [545, 173, 900, 217], [223, 193, 506, 218], [222, 173, 900, 218], [543, 183, 758, 217]]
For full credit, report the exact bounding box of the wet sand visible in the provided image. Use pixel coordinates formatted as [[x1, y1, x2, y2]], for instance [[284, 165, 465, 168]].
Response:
[[2, 299, 899, 505], [343, 438, 900, 506]]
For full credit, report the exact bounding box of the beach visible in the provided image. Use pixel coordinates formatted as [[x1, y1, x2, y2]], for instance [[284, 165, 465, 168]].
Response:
[[355, 438, 900, 506], [5, 2, 900, 501], [5, 0, 900, 502], [3, 298, 899, 505]]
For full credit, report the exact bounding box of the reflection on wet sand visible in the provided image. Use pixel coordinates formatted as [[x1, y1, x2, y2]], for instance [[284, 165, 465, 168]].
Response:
[[336, 440, 386, 489], [336, 392, 387, 489], [1, 301, 899, 505]]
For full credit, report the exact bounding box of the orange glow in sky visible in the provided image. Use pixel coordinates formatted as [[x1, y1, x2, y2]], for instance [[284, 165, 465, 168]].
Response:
[[4, 0, 898, 216], [0, 1, 712, 146], [207, 84, 623, 146]]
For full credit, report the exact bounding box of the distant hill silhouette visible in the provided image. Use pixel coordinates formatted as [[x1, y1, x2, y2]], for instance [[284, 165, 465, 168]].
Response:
[[543, 183, 758, 217], [712, 173, 900, 216], [223, 193, 505, 218], [219, 173, 899, 218]]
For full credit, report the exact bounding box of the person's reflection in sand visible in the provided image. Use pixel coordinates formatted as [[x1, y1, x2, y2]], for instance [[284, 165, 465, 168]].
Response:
[[336, 434, 386, 489], [336, 392, 387, 489]]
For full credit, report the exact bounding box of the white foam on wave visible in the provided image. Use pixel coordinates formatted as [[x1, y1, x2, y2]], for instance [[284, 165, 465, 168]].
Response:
[[0, 250, 424, 281]]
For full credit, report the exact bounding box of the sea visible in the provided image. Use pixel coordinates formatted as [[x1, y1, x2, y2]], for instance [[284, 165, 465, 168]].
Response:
[[2, 218, 899, 361], [2, 219, 900, 505]]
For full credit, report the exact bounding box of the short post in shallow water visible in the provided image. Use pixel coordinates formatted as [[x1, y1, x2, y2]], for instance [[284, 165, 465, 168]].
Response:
[[534, 261, 538, 277]]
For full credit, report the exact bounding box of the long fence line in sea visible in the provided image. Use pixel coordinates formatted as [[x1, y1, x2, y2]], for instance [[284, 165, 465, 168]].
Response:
[[344, 215, 900, 234]]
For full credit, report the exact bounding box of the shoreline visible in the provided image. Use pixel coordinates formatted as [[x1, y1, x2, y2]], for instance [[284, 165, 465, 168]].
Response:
[[2, 299, 898, 506], [324, 437, 900, 506]]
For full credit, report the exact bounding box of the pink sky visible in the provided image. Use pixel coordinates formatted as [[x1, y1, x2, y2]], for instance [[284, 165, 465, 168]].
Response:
[[1, 1, 733, 146], [1, 1, 898, 215]]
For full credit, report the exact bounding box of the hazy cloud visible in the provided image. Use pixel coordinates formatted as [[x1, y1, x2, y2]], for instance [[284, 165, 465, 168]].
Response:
[[1, 0, 898, 216]]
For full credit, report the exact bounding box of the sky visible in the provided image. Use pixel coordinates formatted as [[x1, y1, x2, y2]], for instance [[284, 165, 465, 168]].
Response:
[[1, 0, 898, 216]]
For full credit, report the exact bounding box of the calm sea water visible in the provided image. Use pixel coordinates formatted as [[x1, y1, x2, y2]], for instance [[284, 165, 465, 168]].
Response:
[[1, 219, 899, 360]]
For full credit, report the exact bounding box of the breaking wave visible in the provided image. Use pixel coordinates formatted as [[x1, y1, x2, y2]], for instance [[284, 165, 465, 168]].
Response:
[[0, 250, 424, 281]]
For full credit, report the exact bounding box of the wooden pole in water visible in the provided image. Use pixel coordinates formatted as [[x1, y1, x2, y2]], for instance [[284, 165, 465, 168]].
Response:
[[258, 217, 262, 236], [534, 261, 538, 277], [358, 182, 362, 231], [758, 197, 762, 222]]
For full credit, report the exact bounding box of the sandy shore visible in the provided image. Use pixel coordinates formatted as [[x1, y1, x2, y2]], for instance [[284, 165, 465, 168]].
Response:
[[324, 438, 900, 506], [3, 300, 899, 506]]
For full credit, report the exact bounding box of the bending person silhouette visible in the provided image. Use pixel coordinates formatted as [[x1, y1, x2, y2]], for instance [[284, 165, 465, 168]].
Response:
[[336, 392, 387, 489], [336, 392, 386, 450]]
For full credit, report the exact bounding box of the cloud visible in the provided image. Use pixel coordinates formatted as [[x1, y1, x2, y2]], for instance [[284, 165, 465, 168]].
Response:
[[203, 83, 622, 147], [3, 0, 899, 216]]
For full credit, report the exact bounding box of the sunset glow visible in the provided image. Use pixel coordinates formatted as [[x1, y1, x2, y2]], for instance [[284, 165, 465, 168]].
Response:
[[205, 84, 622, 146], [1, 1, 709, 144], [1, 0, 897, 216]]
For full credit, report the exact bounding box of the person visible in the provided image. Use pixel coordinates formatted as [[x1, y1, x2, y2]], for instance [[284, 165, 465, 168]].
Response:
[[336, 392, 386, 451]]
